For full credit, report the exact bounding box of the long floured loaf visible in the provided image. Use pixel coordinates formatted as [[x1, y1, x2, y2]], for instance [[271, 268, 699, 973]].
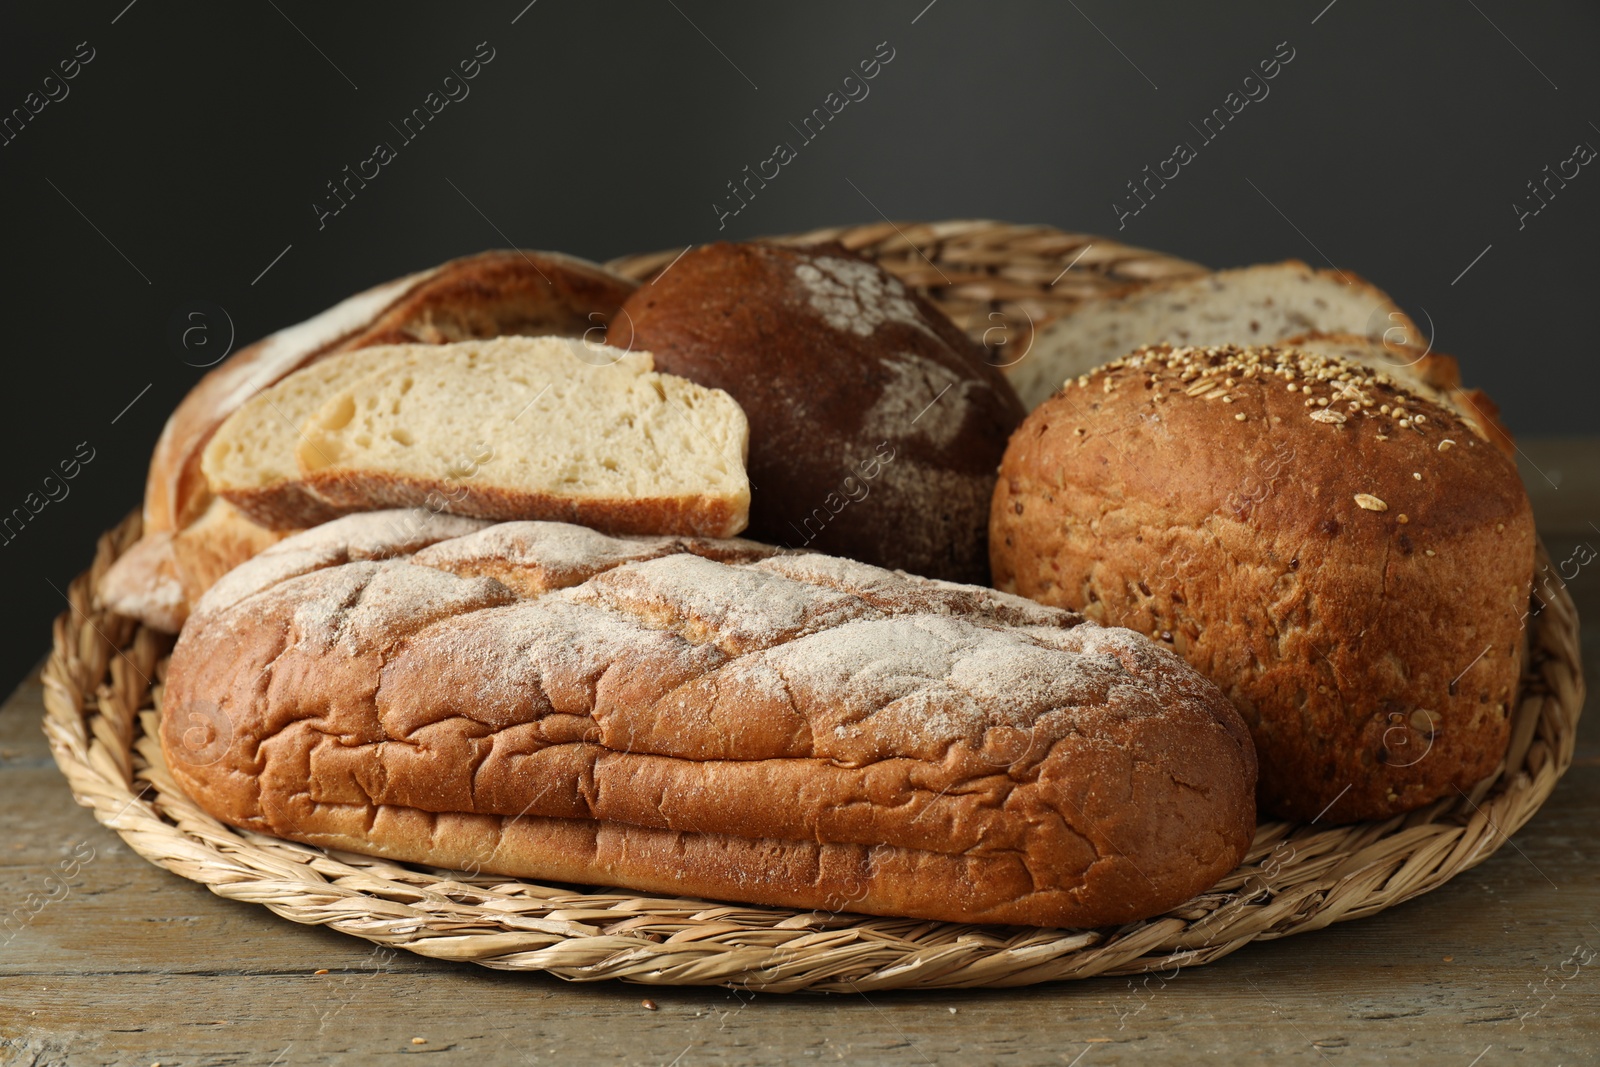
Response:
[[161, 510, 1258, 928]]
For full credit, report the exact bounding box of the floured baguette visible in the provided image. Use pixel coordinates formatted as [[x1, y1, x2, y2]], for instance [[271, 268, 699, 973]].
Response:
[[1006, 260, 1439, 408], [275, 336, 751, 537], [162, 510, 1258, 928]]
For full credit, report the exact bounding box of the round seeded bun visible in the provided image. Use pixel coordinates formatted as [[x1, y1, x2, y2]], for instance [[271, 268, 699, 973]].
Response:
[[990, 344, 1536, 823], [609, 242, 1025, 583]]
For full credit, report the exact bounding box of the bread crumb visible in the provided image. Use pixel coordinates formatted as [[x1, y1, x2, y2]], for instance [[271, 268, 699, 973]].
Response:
[[1443, 955, 1454, 962], [1355, 494, 1387, 512], [642, 999, 658, 1010], [948, 1007, 958, 1014], [314, 968, 330, 975], [1308, 410, 1346, 424], [412, 1037, 427, 1045]]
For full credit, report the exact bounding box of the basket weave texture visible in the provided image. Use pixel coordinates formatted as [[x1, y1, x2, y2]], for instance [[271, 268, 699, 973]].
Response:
[[43, 222, 1584, 992]]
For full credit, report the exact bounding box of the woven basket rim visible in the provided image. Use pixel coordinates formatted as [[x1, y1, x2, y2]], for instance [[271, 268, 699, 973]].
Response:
[[40, 512, 1584, 992]]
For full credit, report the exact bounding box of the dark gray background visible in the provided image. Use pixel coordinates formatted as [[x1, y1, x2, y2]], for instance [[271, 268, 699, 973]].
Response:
[[2, 0, 1596, 691]]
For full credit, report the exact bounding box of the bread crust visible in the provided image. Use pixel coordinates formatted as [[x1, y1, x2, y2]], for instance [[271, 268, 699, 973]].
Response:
[[990, 344, 1535, 822], [101, 251, 637, 631], [608, 242, 1025, 585], [298, 470, 750, 538], [162, 511, 1257, 928]]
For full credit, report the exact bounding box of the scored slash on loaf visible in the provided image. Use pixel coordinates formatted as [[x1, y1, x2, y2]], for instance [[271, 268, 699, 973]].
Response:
[[161, 510, 1258, 928]]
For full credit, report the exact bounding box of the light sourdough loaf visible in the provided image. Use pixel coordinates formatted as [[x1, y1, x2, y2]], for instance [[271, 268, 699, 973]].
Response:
[[99, 250, 638, 631], [162, 510, 1258, 928], [1004, 260, 1452, 409], [232, 336, 752, 537]]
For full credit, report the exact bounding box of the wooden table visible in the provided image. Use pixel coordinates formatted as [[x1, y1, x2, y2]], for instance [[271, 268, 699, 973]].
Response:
[[3, 440, 1596, 1066]]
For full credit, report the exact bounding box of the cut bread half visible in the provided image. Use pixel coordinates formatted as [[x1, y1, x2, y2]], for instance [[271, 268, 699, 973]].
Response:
[[287, 336, 752, 538], [1006, 260, 1444, 408], [203, 347, 428, 528]]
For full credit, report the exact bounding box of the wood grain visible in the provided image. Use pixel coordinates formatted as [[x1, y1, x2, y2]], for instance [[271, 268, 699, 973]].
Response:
[[2, 440, 1595, 1066]]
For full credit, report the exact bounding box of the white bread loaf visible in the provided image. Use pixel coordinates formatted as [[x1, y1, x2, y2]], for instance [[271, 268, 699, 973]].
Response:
[[1006, 261, 1432, 409], [99, 249, 639, 631], [207, 336, 751, 538]]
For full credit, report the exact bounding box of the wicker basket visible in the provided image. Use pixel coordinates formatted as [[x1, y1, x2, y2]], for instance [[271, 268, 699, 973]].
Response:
[[41, 222, 1584, 992]]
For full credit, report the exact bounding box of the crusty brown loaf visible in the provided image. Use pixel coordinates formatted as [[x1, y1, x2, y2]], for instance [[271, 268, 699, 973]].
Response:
[[1277, 330, 1516, 459], [990, 344, 1535, 823], [607, 242, 1026, 585], [161, 510, 1257, 928], [100, 250, 637, 631]]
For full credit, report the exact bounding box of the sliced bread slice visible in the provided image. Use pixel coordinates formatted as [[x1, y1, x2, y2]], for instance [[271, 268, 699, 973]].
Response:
[[1007, 260, 1438, 408], [291, 336, 752, 538], [202, 347, 427, 528]]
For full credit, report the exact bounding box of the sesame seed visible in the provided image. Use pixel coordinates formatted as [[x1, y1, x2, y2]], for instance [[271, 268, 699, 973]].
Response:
[[1317, 398, 1330, 407], [1397, 514, 1409, 524], [1425, 549, 1435, 556], [1413, 472, 1422, 480], [1355, 493, 1388, 512], [1309, 409, 1347, 424], [1497, 523, 1505, 531], [1438, 439, 1455, 451], [1235, 412, 1247, 421]]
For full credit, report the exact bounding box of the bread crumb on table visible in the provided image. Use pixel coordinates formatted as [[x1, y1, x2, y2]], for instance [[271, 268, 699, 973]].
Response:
[[1355, 493, 1388, 512]]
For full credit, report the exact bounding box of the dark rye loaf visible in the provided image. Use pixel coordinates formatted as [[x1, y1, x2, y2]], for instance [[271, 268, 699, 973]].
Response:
[[161, 510, 1257, 928], [990, 344, 1536, 823], [608, 243, 1026, 585]]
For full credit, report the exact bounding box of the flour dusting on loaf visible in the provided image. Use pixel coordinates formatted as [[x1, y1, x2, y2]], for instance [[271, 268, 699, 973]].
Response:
[[792, 256, 931, 338], [165, 511, 1256, 928]]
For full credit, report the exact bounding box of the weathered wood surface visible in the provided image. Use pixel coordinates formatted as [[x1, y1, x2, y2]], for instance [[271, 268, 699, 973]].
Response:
[[2, 440, 1596, 1066]]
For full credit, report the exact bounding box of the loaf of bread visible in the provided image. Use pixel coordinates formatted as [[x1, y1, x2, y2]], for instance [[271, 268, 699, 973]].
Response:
[[99, 250, 637, 631], [991, 344, 1535, 823], [1005, 261, 1450, 409], [161, 510, 1258, 927], [607, 243, 1026, 585], [203, 336, 751, 537]]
